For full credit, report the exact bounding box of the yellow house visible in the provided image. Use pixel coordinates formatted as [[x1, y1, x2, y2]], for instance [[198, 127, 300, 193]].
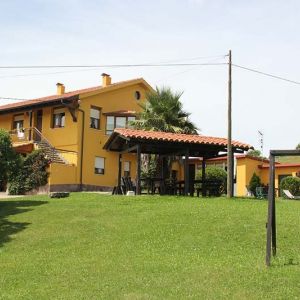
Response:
[[0, 74, 153, 192], [188, 155, 300, 196]]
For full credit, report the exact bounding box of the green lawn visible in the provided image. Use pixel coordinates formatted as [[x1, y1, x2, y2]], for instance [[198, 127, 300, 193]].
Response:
[[1, 194, 300, 299], [276, 156, 300, 164]]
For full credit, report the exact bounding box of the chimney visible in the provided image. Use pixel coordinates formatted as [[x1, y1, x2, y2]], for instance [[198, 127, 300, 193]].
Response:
[[101, 73, 111, 87], [56, 83, 65, 95]]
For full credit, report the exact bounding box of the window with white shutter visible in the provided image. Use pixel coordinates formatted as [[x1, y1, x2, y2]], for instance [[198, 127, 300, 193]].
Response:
[[95, 157, 105, 174]]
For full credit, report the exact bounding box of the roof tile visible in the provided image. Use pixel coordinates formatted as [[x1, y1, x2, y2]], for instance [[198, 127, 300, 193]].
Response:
[[114, 128, 252, 150]]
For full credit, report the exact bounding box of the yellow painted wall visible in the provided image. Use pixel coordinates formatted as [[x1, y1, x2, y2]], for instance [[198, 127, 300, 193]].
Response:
[[236, 158, 261, 196], [260, 167, 299, 190], [236, 157, 300, 196], [49, 163, 77, 185], [78, 83, 147, 188], [0, 80, 151, 190]]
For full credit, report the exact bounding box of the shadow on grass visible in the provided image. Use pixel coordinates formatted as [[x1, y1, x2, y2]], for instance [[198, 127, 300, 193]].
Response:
[[0, 199, 48, 248]]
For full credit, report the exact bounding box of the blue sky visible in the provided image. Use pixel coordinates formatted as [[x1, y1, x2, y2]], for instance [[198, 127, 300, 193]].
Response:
[[1, 0, 300, 154]]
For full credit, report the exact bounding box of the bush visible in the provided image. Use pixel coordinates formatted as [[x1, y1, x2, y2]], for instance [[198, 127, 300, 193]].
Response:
[[280, 176, 300, 196], [9, 150, 50, 195], [196, 166, 227, 197], [249, 173, 261, 197], [0, 129, 22, 190]]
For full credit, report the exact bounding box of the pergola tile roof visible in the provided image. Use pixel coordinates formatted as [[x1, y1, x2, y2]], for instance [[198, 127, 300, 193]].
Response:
[[113, 128, 252, 150]]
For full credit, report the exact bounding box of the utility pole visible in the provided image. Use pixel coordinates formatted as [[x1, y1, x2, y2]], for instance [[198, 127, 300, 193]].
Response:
[[227, 50, 233, 198]]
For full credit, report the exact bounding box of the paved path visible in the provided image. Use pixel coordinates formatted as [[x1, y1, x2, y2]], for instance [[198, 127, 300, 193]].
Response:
[[0, 192, 24, 199]]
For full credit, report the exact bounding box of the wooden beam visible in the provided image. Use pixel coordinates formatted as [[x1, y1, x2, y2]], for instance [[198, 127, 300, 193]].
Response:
[[118, 154, 122, 192], [136, 144, 141, 195], [266, 153, 276, 266], [184, 149, 190, 196], [202, 158, 206, 197], [120, 144, 138, 154], [270, 150, 300, 156]]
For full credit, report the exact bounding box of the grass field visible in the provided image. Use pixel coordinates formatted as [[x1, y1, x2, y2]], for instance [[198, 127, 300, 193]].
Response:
[[1, 193, 300, 299], [276, 156, 300, 164]]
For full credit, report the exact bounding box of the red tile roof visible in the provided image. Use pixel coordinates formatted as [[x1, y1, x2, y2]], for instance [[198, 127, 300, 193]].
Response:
[[114, 128, 252, 150], [259, 163, 300, 169], [0, 78, 146, 112]]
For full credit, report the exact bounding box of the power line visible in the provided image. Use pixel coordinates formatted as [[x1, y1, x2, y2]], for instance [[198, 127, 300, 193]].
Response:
[[232, 63, 300, 86], [0, 62, 226, 69]]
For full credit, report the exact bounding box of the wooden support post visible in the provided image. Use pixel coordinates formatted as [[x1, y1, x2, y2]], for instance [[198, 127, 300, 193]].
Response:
[[118, 154, 122, 194], [184, 149, 189, 196], [266, 153, 276, 266], [231, 150, 235, 196], [136, 144, 141, 195], [202, 158, 206, 197]]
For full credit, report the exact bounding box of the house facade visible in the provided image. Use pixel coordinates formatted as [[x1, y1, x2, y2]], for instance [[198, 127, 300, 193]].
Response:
[[188, 155, 300, 196], [0, 74, 153, 192]]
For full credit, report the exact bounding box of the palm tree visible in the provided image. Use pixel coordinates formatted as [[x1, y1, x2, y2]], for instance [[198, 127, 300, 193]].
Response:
[[131, 87, 198, 134], [131, 87, 199, 185]]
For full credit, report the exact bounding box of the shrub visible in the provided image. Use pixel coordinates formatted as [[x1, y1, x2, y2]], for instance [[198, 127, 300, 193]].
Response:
[[196, 166, 227, 197], [9, 150, 50, 195], [249, 173, 261, 197], [0, 129, 22, 190], [280, 176, 300, 196]]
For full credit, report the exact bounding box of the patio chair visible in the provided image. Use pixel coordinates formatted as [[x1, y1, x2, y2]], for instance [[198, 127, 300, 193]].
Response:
[[256, 187, 268, 199], [282, 190, 300, 200], [121, 177, 136, 194]]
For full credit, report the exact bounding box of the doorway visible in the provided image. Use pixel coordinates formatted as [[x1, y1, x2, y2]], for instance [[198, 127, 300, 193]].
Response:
[[35, 110, 43, 141]]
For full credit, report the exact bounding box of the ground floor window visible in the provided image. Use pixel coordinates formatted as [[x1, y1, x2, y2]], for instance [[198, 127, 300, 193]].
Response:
[[95, 157, 105, 174]]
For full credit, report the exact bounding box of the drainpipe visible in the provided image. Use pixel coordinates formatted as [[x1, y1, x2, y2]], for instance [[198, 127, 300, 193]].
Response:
[[61, 99, 85, 191], [78, 108, 85, 191]]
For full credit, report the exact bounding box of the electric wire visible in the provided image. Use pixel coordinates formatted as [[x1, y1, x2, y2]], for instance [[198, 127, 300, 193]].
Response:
[[0, 62, 226, 69], [232, 63, 300, 86], [2, 60, 300, 102]]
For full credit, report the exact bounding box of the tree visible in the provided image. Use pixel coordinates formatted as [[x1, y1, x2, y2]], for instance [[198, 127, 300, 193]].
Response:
[[131, 87, 198, 179], [0, 129, 21, 191], [248, 172, 261, 197], [296, 143, 300, 150], [131, 87, 198, 134], [247, 149, 262, 158]]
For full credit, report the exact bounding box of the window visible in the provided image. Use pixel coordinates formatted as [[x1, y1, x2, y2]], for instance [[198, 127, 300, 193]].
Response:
[[135, 91, 141, 100], [90, 107, 101, 129], [95, 157, 105, 174], [13, 114, 24, 130], [106, 116, 136, 135], [127, 116, 135, 128], [106, 116, 115, 135], [124, 161, 130, 177], [53, 107, 65, 128]]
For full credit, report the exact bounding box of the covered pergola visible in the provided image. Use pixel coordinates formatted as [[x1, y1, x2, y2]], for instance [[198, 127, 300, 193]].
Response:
[[104, 128, 252, 195]]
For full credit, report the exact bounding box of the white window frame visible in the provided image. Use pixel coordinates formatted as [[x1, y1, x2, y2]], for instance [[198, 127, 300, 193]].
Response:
[[90, 106, 101, 130], [53, 107, 65, 128], [95, 157, 105, 175]]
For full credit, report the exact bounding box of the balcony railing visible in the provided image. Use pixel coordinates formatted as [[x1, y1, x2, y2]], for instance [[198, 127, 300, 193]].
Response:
[[9, 127, 78, 165]]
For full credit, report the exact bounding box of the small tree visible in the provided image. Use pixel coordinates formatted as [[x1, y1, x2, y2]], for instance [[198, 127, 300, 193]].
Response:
[[296, 143, 300, 150], [247, 149, 262, 158], [249, 172, 261, 196]]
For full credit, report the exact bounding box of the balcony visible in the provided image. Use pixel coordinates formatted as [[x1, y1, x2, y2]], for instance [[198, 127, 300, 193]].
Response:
[[9, 127, 77, 165]]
